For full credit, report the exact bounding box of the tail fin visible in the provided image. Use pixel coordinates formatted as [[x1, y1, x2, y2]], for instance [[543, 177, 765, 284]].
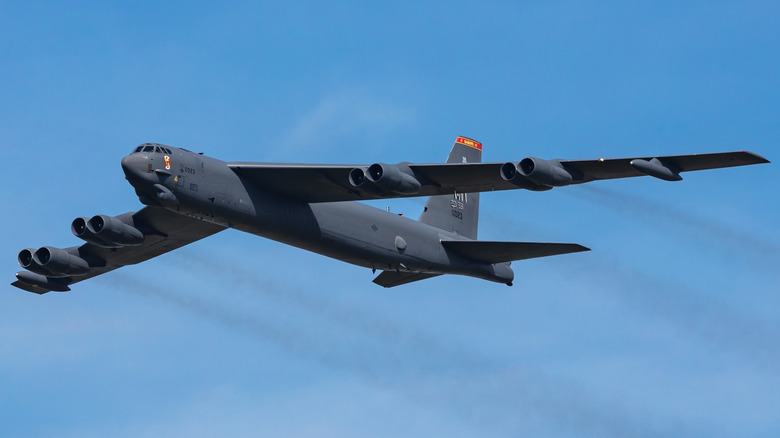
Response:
[[418, 136, 482, 239]]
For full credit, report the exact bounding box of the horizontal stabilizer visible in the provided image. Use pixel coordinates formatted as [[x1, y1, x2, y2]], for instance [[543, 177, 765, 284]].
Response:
[[441, 240, 589, 264], [373, 271, 442, 288]]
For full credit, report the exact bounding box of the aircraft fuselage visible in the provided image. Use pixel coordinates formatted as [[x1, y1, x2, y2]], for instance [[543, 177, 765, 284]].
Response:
[[120, 146, 514, 284]]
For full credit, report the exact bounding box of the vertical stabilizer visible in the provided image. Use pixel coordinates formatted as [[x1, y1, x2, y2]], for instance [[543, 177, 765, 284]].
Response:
[[418, 136, 481, 239]]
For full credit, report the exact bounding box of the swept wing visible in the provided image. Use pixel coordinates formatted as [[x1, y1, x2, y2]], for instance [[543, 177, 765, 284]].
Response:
[[228, 151, 768, 203], [13, 207, 225, 294]]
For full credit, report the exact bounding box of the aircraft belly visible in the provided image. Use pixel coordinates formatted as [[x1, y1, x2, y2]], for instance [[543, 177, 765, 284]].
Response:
[[172, 178, 501, 279], [305, 202, 459, 271], [170, 171, 508, 279]]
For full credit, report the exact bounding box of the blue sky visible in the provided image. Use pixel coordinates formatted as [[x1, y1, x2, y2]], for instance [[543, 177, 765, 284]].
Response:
[[1, 1, 779, 436]]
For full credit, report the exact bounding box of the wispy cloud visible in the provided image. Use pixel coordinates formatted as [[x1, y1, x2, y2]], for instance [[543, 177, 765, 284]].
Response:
[[276, 88, 414, 159]]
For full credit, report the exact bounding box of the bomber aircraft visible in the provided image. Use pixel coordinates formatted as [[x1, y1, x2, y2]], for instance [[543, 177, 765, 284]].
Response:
[[12, 137, 769, 293]]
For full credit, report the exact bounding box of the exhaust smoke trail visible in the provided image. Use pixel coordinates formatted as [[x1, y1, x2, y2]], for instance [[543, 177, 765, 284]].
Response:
[[169, 249, 491, 374], [560, 254, 780, 368], [572, 185, 780, 260], [557, 184, 780, 364], [479, 189, 780, 367], [104, 270, 676, 438], [108, 272, 429, 382]]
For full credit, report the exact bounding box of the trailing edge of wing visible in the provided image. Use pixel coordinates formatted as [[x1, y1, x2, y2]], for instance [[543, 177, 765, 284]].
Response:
[[441, 240, 590, 264], [373, 271, 442, 288]]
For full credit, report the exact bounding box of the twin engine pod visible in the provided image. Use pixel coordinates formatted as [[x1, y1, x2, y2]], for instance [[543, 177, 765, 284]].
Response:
[[349, 163, 421, 195], [18, 246, 89, 277], [71, 214, 144, 248], [15, 213, 145, 285], [501, 157, 575, 190]]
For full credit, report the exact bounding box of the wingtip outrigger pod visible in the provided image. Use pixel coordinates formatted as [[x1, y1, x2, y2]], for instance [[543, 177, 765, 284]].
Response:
[[13, 271, 71, 293], [630, 158, 682, 181]]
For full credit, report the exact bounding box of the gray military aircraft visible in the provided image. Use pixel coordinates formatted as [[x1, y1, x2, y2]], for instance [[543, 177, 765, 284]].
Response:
[[12, 137, 769, 293]]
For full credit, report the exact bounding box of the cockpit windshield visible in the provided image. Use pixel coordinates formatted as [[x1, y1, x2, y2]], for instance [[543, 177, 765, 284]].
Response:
[[132, 144, 173, 154]]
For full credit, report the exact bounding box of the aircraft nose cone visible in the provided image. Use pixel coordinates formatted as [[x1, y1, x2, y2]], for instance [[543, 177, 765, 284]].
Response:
[[121, 153, 153, 185]]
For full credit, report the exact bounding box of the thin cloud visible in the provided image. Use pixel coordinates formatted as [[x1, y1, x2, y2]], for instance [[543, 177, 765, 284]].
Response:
[[279, 88, 414, 156]]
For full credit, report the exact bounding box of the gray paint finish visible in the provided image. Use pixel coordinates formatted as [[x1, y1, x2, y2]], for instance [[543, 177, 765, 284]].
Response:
[[11, 138, 770, 293]]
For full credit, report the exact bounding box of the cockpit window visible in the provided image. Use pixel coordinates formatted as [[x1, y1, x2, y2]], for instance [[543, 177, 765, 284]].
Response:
[[164, 148, 172, 154], [134, 146, 143, 153], [142, 145, 154, 152], [154, 146, 162, 153]]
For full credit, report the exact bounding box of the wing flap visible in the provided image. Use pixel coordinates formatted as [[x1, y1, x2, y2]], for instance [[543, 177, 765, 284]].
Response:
[[441, 240, 590, 264]]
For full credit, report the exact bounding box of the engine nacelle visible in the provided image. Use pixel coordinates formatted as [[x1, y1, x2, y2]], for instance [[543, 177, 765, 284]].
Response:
[[18, 248, 53, 276], [365, 163, 421, 195], [500, 162, 551, 191], [31, 246, 89, 277], [515, 157, 574, 187], [348, 167, 366, 187], [81, 215, 144, 247], [72, 216, 110, 247]]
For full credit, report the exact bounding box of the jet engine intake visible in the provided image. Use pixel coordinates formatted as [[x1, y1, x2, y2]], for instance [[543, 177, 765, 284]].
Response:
[[348, 167, 366, 187], [82, 215, 144, 247], [72, 216, 110, 247], [500, 162, 551, 191], [30, 246, 89, 276], [18, 248, 53, 276], [365, 163, 421, 195], [516, 157, 574, 187]]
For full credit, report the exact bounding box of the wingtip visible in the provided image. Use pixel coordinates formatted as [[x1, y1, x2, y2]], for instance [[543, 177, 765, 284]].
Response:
[[743, 151, 770, 164]]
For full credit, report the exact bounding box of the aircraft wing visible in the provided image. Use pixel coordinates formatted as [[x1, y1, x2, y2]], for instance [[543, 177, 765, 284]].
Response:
[[12, 207, 226, 294], [228, 151, 768, 203]]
